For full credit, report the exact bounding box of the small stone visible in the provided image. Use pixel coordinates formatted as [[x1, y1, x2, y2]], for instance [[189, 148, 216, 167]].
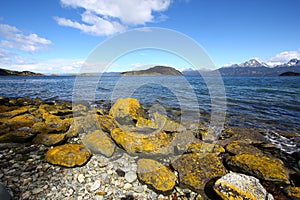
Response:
[[32, 187, 43, 194], [133, 186, 144, 193], [77, 174, 85, 183], [124, 183, 133, 190], [90, 180, 101, 191], [116, 168, 125, 177], [22, 191, 31, 199], [125, 171, 137, 183], [95, 195, 104, 200]]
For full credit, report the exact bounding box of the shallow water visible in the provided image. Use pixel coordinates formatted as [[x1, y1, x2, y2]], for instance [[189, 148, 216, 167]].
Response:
[[0, 75, 299, 152]]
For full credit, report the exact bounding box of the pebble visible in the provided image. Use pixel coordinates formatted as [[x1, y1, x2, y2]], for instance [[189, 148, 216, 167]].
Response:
[[32, 187, 43, 194], [124, 183, 133, 190], [90, 180, 101, 191], [125, 171, 137, 183], [77, 174, 85, 183]]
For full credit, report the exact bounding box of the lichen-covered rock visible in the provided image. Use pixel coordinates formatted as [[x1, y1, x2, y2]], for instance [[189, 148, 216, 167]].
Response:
[[83, 130, 115, 157], [284, 187, 300, 200], [45, 144, 91, 167], [186, 141, 225, 155], [137, 158, 177, 194], [136, 112, 182, 132], [226, 153, 290, 184], [109, 98, 146, 125], [172, 153, 228, 193], [214, 172, 274, 200], [111, 127, 174, 155], [5, 114, 37, 130], [225, 140, 263, 155], [42, 113, 71, 133], [0, 127, 36, 143], [33, 133, 66, 146]]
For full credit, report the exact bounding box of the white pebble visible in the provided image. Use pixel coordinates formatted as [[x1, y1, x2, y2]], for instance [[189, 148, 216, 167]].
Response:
[[90, 180, 101, 191], [125, 171, 137, 183]]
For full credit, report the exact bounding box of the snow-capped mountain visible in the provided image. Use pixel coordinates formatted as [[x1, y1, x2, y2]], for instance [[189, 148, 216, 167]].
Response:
[[217, 58, 300, 76], [226, 59, 269, 68]]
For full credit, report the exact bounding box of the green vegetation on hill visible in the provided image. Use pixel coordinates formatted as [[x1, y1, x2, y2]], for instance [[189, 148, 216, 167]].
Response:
[[0, 68, 44, 76], [121, 66, 182, 76]]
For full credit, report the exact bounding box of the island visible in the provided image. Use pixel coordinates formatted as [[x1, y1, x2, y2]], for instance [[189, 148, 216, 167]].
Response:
[[0, 68, 44, 76], [121, 66, 182, 76], [279, 72, 300, 76]]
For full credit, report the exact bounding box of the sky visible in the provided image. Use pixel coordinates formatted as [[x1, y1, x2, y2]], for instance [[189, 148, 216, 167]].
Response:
[[0, 0, 300, 74]]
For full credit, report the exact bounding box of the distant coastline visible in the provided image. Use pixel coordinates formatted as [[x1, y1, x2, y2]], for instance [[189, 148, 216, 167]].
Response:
[[0, 68, 44, 76]]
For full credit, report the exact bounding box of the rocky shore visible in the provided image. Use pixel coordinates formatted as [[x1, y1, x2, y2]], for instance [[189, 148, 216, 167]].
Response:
[[0, 96, 299, 200]]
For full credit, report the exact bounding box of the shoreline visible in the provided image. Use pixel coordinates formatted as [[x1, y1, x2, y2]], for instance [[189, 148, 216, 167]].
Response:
[[0, 96, 299, 199]]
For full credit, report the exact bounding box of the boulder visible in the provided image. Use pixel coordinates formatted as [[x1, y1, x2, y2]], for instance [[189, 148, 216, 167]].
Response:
[[0, 127, 36, 143], [109, 98, 146, 126], [172, 153, 227, 193], [33, 133, 66, 146], [111, 127, 174, 155], [214, 172, 274, 200], [226, 153, 290, 184], [42, 113, 71, 133], [225, 140, 263, 155], [83, 130, 116, 157], [186, 141, 225, 155], [137, 158, 177, 194], [45, 144, 91, 167], [284, 187, 300, 200]]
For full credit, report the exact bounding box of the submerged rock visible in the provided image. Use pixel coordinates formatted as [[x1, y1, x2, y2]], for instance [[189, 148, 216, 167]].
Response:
[[226, 153, 290, 184], [137, 158, 177, 194], [45, 144, 91, 167], [111, 127, 174, 155], [214, 172, 274, 200], [172, 153, 227, 193], [83, 130, 115, 157]]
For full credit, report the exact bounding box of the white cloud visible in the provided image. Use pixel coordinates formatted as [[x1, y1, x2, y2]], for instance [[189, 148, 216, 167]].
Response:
[[0, 24, 52, 53], [8, 58, 84, 74], [263, 49, 300, 66], [55, 0, 172, 36]]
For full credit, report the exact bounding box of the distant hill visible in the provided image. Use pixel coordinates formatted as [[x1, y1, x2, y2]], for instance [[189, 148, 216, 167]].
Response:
[[0, 68, 44, 76], [279, 72, 300, 76], [121, 66, 182, 76]]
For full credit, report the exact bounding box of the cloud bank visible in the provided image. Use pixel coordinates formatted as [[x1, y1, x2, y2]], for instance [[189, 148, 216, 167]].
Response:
[[55, 0, 172, 36], [0, 24, 52, 53]]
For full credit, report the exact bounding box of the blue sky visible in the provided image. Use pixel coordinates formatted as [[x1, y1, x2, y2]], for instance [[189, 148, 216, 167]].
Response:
[[0, 0, 300, 74]]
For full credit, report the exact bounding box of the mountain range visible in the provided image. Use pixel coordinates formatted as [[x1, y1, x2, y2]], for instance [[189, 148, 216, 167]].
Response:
[[183, 58, 300, 76]]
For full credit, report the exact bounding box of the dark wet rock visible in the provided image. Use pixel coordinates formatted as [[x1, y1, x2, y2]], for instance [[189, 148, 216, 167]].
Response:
[[0, 185, 12, 200], [172, 153, 227, 193], [218, 127, 269, 147], [226, 153, 290, 185], [214, 172, 274, 200], [116, 168, 125, 177], [225, 140, 263, 155]]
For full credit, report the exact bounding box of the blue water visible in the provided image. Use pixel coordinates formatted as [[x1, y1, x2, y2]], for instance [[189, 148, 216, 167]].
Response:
[[0, 75, 299, 152]]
